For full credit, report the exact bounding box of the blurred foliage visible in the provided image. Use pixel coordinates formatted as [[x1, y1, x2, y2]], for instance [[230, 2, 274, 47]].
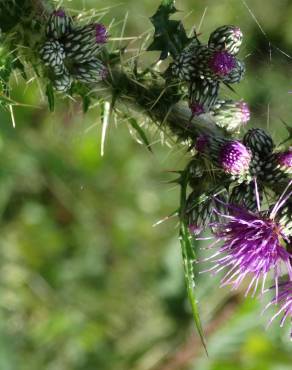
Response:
[[0, 0, 291, 369]]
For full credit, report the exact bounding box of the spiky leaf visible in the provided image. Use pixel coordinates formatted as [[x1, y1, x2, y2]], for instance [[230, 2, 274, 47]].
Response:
[[179, 169, 207, 353], [148, 0, 189, 60]]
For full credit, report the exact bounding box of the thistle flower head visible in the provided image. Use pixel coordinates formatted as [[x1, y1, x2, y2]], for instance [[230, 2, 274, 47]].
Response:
[[206, 205, 292, 296], [211, 100, 250, 133], [265, 281, 292, 339], [219, 141, 251, 175], [208, 25, 243, 55], [73, 58, 108, 83], [237, 101, 250, 123], [53, 9, 66, 17], [243, 128, 274, 157], [202, 182, 292, 296], [189, 78, 219, 114], [47, 8, 73, 39], [222, 59, 245, 84], [229, 181, 262, 212], [209, 50, 236, 76], [187, 186, 228, 235], [233, 27, 243, 38], [39, 40, 65, 70], [277, 149, 292, 168], [95, 23, 107, 44]]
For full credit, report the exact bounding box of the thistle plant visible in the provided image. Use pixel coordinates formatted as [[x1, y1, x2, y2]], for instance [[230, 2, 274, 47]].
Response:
[[0, 0, 292, 351]]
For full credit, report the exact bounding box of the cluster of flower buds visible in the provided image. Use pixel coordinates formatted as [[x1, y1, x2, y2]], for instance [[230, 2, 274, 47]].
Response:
[[194, 128, 291, 199], [171, 25, 250, 132], [187, 122, 292, 337], [172, 25, 244, 83], [187, 176, 292, 340], [39, 9, 108, 92]]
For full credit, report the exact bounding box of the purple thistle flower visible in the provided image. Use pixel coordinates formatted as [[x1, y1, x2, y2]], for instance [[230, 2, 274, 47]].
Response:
[[265, 281, 292, 339], [204, 206, 292, 296], [53, 9, 66, 18], [95, 23, 108, 44], [209, 50, 236, 77], [219, 141, 251, 175], [208, 25, 243, 56], [202, 181, 292, 297], [233, 27, 243, 39], [237, 101, 250, 124], [195, 134, 209, 153], [190, 102, 205, 117], [277, 149, 292, 169]]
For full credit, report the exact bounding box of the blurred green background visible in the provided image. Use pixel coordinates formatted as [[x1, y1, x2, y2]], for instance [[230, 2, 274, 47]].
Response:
[[0, 0, 292, 369]]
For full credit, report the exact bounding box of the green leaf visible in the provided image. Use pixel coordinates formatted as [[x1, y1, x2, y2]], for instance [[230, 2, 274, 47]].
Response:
[[128, 118, 153, 153], [148, 0, 189, 60], [179, 168, 208, 354], [46, 83, 55, 112]]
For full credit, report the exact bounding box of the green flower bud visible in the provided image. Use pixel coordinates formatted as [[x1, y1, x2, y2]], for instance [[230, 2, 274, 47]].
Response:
[[63, 23, 107, 63], [72, 59, 108, 83], [53, 70, 72, 92], [186, 186, 227, 234], [261, 150, 292, 184], [243, 128, 274, 157], [46, 9, 73, 39], [40, 40, 66, 74], [210, 99, 250, 132], [172, 44, 242, 85], [208, 25, 243, 56], [229, 181, 262, 212], [222, 59, 245, 84], [189, 78, 219, 115]]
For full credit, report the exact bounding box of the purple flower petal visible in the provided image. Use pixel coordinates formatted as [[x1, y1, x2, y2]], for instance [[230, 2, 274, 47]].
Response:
[[209, 50, 236, 77], [204, 205, 292, 296], [265, 281, 292, 339], [219, 141, 251, 175], [95, 23, 108, 44]]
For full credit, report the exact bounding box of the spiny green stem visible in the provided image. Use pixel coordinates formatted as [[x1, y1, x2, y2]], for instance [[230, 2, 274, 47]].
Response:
[[92, 65, 224, 142], [23, 0, 223, 142]]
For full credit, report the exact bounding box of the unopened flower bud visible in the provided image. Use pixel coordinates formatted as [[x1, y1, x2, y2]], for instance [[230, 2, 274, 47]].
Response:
[[46, 9, 73, 39], [208, 25, 243, 56], [40, 40, 65, 71], [73, 58, 108, 83], [63, 23, 107, 63], [222, 59, 245, 84], [189, 78, 219, 114], [219, 141, 251, 176], [243, 128, 274, 157], [210, 100, 250, 132]]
